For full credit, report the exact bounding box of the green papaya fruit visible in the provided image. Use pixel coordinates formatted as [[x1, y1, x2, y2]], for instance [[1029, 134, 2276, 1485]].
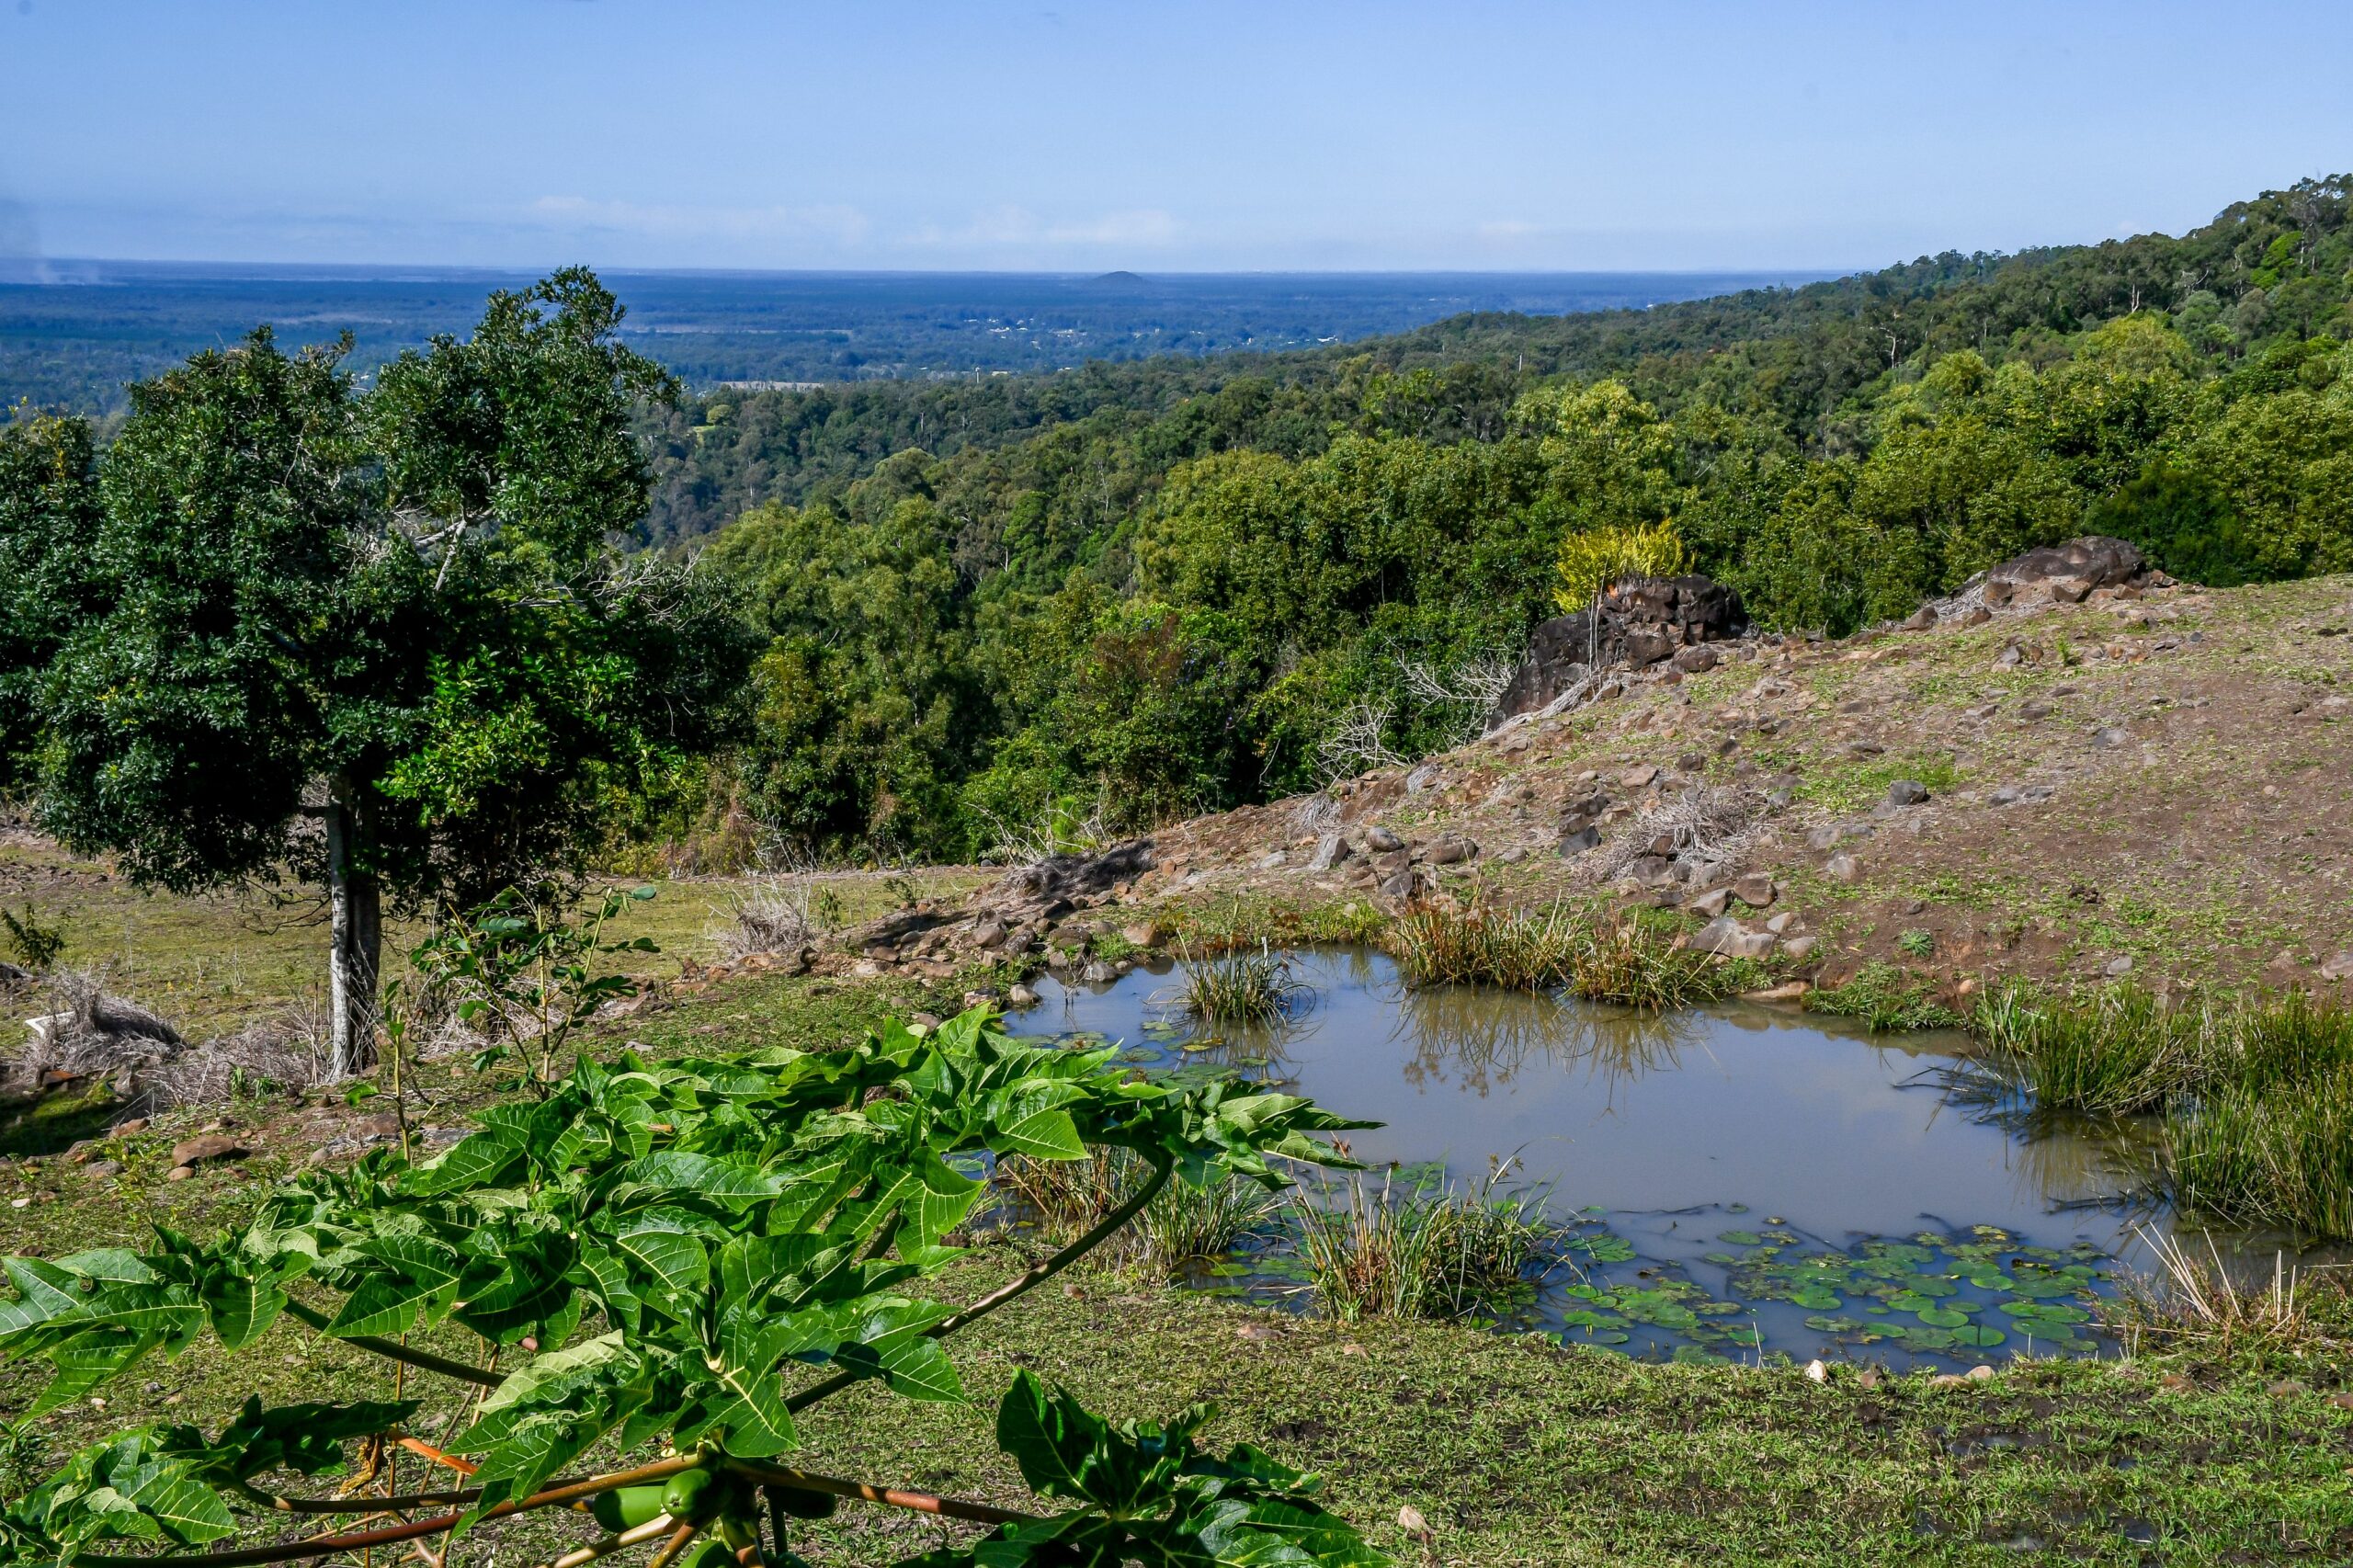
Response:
[[662, 1468, 719, 1523], [590, 1485, 670, 1532]]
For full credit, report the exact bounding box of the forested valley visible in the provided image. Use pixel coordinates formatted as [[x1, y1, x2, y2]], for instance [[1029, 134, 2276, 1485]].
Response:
[[642, 176, 2353, 864]]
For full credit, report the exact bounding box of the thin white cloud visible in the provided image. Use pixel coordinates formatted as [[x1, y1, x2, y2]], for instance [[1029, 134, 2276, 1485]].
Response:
[[526, 196, 872, 247], [906, 205, 1179, 252]]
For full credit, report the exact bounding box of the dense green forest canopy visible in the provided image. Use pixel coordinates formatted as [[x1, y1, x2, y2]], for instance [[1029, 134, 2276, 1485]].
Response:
[[666, 176, 2353, 864]]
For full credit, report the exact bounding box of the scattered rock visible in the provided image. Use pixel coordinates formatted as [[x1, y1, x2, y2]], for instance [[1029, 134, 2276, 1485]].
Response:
[[1254, 851, 1288, 870], [1686, 887, 1732, 919], [1692, 917, 1775, 960], [1885, 779, 1930, 808], [109, 1118, 150, 1138], [170, 1135, 248, 1168], [1982, 535, 2150, 606], [1490, 574, 1749, 722], [1120, 920, 1169, 948], [1764, 911, 1798, 935], [1961, 606, 1993, 627], [1404, 764, 1443, 794], [1377, 869, 1420, 901], [1901, 607, 1938, 631], [1557, 824, 1602, 857], [1080, 960, 1118, 985], [1822, 853, 1860, 884], [164, 1165, 195, 1182], [1305, 833, 1352, 872], [1780, 936, 1820, 960], [1733, 872, 1776, 908], [1965, 1364, 1996, 1382], [2320, 952, 2353, 983], [1007, 983, 1040, 1007], [83, 1158, 124, 1180], [1364, 824, 1404, 852], [1423, 835, 1477, 867], [2106, 956, 2135, 977], [1670, 644, 1719, 676], [1803, 1358, 1829, 1382], [1620, 764, 1659, 789]]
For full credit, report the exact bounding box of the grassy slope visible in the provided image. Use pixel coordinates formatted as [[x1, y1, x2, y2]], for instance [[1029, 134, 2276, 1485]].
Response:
[[1149, 574, 2353, 998], [4, 970, 2349, 1565]]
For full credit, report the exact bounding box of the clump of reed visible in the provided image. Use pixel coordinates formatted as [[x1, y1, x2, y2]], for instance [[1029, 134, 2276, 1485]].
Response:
[[1972, 982, 2206, 1113], [1386, 902, 1722, 1008], [993, 1146, 1283, 1275], [1173, 939, 1308, 1025], [1805, 962, 1963, 1033], [1970, 983, 2353, 1238], [1290, 1159, 1561, 1322], [2106, 1227, 2352, 1365]]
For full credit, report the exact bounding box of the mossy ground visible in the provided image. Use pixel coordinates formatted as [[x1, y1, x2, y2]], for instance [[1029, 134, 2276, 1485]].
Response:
[[4, 968, 2350, 1565]]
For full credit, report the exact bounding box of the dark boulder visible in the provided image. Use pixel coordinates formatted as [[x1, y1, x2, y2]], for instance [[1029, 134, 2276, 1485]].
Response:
[[1491, 574, 1747, 723], [1981, 537, 2155, 607]]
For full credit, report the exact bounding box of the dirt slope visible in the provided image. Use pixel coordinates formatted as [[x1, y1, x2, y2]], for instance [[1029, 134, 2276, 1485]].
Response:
[[1134, 574, 2353, 998]]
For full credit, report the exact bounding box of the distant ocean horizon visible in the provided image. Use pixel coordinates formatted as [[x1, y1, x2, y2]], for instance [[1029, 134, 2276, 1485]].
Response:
[[0, 258, 1841, 414]]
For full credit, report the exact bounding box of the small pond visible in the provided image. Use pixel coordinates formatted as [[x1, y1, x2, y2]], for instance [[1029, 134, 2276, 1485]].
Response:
[[1000, 948, 2263, 1370]]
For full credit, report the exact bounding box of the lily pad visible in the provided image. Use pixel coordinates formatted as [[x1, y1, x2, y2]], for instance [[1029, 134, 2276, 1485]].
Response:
[[1792, 1287, 1844, 1311], [1718, 1230, 1763, 1246], [1914, 1307, 1970, 1328], [1949, 1324, 2007, 1347]]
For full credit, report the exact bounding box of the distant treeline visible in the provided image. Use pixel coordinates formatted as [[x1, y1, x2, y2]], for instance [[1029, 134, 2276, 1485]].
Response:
[[664, 176, 2353, 863]]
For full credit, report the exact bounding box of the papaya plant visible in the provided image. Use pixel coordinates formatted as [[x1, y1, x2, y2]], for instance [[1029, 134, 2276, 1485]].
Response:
[[0, 1008, 1386, 1566]]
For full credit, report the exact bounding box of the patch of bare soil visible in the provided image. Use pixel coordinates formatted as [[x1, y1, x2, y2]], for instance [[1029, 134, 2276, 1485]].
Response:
[[1115, 574, 2353, 1000]]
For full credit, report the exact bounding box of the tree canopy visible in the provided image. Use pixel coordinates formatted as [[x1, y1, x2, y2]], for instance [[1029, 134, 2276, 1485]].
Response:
[[0, 271, 755, 1071]]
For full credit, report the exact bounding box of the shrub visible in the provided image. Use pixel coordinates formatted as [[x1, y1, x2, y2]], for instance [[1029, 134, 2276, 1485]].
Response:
[[0, 1008, 1386, 1566]]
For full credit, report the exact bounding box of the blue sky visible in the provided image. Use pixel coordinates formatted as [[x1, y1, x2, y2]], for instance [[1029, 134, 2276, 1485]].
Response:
[[3, 0, 2347, 273]]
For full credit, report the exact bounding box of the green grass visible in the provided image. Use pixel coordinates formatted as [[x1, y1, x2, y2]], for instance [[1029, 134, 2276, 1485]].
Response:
[[1971, 984, 2353, 1236], [990, 1147, 1283, 1277], [1973, 983, 2207, 1116], [1172, 941, 1308, 1024], [1804, 963, 1962, 1032], [1386, 903, 1733, 1009], [1291, 1162, 1561, 1323], [6, 967, 2352, 1563]]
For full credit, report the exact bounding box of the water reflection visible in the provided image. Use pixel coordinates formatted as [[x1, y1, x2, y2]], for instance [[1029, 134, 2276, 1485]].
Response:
[[1007, 946, 2317, 1367]]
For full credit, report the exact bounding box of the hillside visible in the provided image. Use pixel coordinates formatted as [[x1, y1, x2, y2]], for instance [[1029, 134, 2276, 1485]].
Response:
[[661, 174, 2353, 869], [1121, 568, 2353, 999], [645, 175, 2352, 542]]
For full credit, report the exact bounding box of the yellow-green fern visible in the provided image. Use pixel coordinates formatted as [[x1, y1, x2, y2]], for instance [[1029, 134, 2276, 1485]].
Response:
[[1552, 519, 1688, 616]]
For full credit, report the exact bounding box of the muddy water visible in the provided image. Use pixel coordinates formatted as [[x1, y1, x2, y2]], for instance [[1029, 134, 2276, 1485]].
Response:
[[1005, 949, 2178, 1369]]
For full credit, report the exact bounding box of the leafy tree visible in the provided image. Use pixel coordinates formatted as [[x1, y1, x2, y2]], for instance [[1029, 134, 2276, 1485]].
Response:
[[6, 273, 754, 1074], [0, 1005, 1386, 1567], [0, 416, 102, 792]]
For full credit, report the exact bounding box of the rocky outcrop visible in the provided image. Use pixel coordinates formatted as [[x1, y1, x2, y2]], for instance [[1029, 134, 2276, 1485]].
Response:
[[1491, 574, 1748, 724], [1979, 536, 2163, 607]]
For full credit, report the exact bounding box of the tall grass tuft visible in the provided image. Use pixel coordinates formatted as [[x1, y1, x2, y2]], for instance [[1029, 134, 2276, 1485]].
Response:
[[1291, 1159, 1561, 1322], [2107, 1227, 2353, 1364], [1173, 940, 1308, 1025], [1973, 982, 2205, 1114], [993, 1147, 1282, 1275], [1969, 983, 2353, 1237], [1387, 902, 1725, 1009], [2172, 1065, 2353, 1237]]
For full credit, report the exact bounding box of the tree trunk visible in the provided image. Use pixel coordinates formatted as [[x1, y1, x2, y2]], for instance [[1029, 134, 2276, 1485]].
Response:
[[325, 791, 383, 1079]]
